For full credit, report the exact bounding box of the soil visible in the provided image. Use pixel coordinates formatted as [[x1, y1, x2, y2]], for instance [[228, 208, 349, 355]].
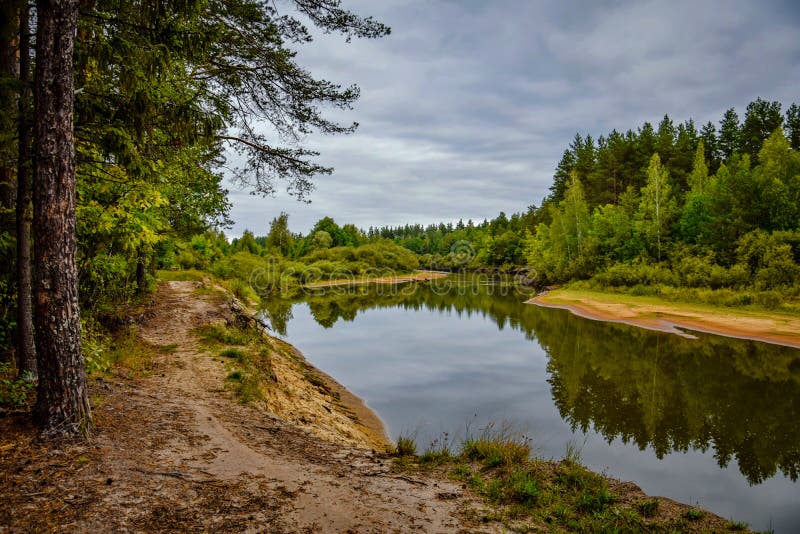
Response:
[[0, 281, 485, 533], [530, 289, 800, 348]]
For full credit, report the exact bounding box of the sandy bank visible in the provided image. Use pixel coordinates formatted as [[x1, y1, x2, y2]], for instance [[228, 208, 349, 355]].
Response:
[[528, 288, 800, 349]]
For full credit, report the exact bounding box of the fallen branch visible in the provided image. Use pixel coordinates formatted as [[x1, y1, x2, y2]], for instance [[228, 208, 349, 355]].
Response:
[[131, 467, 219, 484]]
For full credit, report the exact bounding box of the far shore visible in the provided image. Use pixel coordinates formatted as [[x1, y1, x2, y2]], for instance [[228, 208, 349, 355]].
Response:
[[303, 269, 449, 288], [528, 288, 800, 349]]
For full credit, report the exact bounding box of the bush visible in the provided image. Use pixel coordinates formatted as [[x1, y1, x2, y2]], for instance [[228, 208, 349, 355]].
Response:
[[593, 261, 679, 288]]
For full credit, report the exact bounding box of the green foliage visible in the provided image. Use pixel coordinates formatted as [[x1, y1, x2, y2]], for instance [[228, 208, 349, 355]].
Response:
[[0, 361, 35, 408]]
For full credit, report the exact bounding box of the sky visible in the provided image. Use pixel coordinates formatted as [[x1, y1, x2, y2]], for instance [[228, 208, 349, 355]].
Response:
[[224, 0, 800, 237]]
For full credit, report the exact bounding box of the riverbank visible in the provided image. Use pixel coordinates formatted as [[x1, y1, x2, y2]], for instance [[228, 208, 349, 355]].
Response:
[[0, 280, 751, 532], [529, 287, 800, 348]]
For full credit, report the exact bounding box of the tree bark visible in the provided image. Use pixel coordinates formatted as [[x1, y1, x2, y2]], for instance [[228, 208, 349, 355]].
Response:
[[16, 0, 36, 380], [0, 0, 18, 230], [33, 0, 91, 437], [136, 250, 147, 295]]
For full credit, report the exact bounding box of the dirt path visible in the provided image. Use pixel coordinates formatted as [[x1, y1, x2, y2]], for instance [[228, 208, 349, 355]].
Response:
[[0, 281, 489, 533], [530, 288, 800, 348]]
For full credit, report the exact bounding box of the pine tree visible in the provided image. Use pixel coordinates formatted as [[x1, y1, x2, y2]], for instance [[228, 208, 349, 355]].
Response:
[[740, 97, 783, 163], [718, 107, 741, 161], [785, 103, 800, 151], [33, 0, 91, 437], [699, 121, 720, 172]]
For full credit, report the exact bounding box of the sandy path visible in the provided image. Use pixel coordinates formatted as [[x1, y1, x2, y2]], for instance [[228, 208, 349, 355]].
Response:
[[529, 289, 800, 348], [133, 281, 477, 532], [0, 281, 489, 533]]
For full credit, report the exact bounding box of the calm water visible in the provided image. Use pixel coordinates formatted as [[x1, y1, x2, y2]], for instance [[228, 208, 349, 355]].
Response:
[[260, 277, 800, 532]]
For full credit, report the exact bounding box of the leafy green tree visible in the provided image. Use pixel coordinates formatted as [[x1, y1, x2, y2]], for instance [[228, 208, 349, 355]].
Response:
[[311, 230, 333, 250], [266, 213, 294, 256], [637, 154, 676, 261], [687, 141, 710, 193]]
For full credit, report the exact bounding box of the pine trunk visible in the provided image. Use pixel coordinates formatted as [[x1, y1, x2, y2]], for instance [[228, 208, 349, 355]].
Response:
[[33, 0, 91, 437], [16, 0, 36, 380], [0, 0, 17, 231]]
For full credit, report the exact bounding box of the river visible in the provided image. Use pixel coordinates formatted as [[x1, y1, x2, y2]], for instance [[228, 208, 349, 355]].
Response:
[[260, 276, 800, 532]]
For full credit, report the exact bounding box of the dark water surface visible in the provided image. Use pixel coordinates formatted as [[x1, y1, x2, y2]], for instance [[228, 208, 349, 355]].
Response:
[[260, 278, 800, 532]]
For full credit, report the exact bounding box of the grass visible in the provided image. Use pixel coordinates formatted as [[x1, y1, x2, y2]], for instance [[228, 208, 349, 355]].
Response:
[[392, 425, 748, 533], [196, 323, 274, 404], [196, 324, 253, 346], [395, 435, 417, 456], [561, 283, 800, 316], [156, 269, 207, 282]]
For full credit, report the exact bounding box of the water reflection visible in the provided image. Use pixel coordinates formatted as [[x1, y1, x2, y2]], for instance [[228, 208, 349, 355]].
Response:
[[260, 279, 800, 486]]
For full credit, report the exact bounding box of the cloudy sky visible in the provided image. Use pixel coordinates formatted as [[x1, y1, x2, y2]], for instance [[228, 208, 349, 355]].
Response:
[[224, 0, 800, 237]]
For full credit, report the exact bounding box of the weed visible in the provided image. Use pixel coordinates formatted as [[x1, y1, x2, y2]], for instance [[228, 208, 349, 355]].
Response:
[[726, 520, 749, 531], [227, 370, 244, 381], [220, 348, 246, 361], [196, 324, 251, 346], [505, 468, 541, 506], [683, 508, 705, 520], [0, 362, 35, 408], [461, 422, 531, 468], [636, 498, 660, 518], [395, 435, 417, 457]]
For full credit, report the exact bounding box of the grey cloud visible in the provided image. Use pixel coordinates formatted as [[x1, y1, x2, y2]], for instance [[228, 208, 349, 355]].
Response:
[[224, 0, 800, 236]]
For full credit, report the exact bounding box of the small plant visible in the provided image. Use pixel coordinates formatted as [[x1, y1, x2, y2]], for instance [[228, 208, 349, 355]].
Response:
[[197, 324, 251, 345], [461, 422, 531, 468], [395, 435, 417, 456], [505, 468, 541, 506], [636, 498, 660, 518], [683, 508, 705, 520], [227, 370, 244, 381], [726, 520, 749, 531], [220, 348, 246, 361], [0, 362, 35, 408]]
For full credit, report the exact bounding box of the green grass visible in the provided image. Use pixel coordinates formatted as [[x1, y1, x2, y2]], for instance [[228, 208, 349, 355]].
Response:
[[196, 324, 253, 346], [195, 323, 274, 404], [683, 508, 705, 520], [461, 422, 531, 468], [220, 347, 246, 361], [636, 497, 660, 518], [395, 435, 417, 457], [391, 425, 742, 532], [156, 269, 207, 282]]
